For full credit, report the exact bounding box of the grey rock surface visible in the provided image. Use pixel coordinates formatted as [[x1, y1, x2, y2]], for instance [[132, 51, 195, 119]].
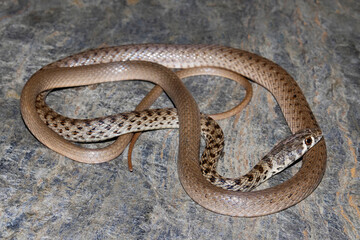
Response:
[[0, 0, 359, 239]]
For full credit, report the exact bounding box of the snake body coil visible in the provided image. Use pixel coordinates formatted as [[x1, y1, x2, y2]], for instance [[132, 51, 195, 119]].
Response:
[[21, 44, 327, 217]]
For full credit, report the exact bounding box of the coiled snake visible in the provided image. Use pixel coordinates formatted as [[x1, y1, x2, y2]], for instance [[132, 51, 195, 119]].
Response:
[[20, 44, 327, 217]]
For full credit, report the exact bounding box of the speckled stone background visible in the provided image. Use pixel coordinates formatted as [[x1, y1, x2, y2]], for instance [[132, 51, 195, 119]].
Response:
[[0, 0, 359, 239]]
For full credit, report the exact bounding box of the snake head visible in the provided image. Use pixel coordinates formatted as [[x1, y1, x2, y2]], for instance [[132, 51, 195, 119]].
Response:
[[263, 128, 323, 171]]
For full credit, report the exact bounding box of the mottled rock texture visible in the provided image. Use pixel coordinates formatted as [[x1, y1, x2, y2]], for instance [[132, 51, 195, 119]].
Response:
[[0, 0, 359, 239]]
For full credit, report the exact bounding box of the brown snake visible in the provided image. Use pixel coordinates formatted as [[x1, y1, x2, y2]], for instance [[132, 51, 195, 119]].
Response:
[[20, 44, 327, 217]]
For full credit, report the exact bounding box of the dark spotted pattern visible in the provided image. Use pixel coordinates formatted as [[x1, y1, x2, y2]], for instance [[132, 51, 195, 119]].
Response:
[[36, 92, 322, 192]]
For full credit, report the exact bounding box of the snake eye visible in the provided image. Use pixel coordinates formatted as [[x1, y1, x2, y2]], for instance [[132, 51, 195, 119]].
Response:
[[305, 137, 313, 146]]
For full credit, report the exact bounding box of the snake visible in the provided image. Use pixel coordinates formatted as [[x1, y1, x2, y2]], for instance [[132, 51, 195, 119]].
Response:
[[20, 44, 327, 217]]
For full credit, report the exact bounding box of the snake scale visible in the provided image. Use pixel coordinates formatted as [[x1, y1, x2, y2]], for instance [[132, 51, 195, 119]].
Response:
[[21, 44, 327, 217]]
